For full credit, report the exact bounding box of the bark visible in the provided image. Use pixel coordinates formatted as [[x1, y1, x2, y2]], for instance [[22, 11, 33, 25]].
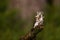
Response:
[[20, 25, 44, 40]]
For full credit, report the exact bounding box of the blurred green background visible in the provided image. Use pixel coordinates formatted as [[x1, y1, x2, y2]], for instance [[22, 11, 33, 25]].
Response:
[[0, 0, 60, 40]]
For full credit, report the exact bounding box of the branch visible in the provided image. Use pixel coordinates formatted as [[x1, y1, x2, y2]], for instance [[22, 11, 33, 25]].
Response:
[[20, 11, 44, 40], [20, 25, 44, 40]]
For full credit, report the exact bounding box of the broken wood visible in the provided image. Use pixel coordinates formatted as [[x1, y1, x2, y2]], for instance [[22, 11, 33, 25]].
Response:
[[20, 11, 44, 40]]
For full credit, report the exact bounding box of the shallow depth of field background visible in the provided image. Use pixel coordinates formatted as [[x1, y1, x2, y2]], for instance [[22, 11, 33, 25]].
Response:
[[0, 0, 60, 40]]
